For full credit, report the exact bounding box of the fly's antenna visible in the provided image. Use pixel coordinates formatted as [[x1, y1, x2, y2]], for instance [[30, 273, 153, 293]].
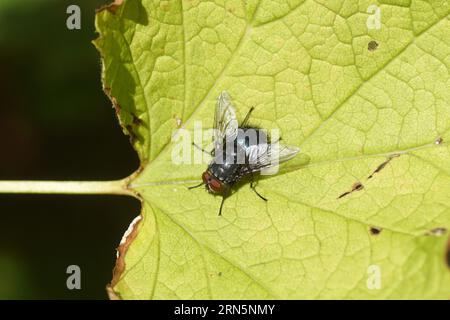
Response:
[[188, 182, 204, 190], [218, 197, 226, 216]]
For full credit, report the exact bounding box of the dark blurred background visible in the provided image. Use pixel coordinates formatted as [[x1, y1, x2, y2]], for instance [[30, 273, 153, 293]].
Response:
[[0, 0, 140, 299]]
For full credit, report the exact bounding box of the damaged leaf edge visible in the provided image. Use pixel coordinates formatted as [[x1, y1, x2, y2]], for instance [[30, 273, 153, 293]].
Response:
[[94, 0, 148, 300]]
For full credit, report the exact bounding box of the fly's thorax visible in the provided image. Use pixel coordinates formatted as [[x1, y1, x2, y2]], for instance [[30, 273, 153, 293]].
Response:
[[207, 160, 242, 185]]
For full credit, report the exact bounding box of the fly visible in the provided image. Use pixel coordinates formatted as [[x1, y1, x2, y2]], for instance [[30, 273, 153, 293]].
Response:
[[189, 91, 300, 215]]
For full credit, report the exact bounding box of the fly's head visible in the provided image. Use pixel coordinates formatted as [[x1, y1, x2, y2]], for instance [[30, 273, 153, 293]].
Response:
[[202, 171, 229, 195]]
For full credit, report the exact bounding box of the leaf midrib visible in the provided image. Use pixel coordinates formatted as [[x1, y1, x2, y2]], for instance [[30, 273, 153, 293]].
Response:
[[130, 139, 444, 187]]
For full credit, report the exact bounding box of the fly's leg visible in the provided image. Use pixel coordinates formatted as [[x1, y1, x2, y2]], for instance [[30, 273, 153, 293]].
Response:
[[250, 181, 268, 201], [249, 172, 268, 202], [218, 196, 226, 216], [240, 106, 255, 128], [192, 142, 215, 157], [272, 136, 282, 144], [192, 142, 214, 156]]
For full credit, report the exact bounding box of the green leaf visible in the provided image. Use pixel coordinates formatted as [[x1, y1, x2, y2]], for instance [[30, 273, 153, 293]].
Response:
[[94, 0, 450, 299]]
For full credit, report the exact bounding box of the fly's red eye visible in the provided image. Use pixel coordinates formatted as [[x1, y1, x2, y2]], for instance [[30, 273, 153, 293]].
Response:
[[202, 172, 210, 184], [208, 178, 223, 193], [202, 171, 224, 194]]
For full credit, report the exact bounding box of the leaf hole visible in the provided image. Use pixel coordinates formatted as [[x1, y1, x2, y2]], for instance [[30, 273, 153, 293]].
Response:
[[174, 116, 182, 128]]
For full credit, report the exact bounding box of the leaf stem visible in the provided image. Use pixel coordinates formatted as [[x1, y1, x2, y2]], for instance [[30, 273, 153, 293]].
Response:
[[0, 179, 136, 197]]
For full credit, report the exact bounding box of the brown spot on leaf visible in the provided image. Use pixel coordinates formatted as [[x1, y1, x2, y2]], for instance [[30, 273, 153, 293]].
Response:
[[337, 191, 351, 199], [435, 137, 443, 145], [425, 227, 447, 236], [104, 87, 122, 115], [126, 125, 137, 144], [370, 227, 382, 235], [338, 181, 364, 199], [208, 271, 223, 278], [103, 86, 144, 146], [368, 40, 379, 52], [352, 182, 364, 191], [368, 154, 400, 179], [160, 0, 170, 11], [96, 0, 124, 14], [112, 99, 121, 115], [132, 115, 142, 125]]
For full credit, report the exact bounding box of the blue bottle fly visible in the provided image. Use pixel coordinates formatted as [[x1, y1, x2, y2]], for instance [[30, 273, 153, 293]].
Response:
[[189, 91, 300, 215]]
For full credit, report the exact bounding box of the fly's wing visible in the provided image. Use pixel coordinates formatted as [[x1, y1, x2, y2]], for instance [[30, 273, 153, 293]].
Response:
[[244, 143, 300, 174], [213, 91, 238, 149]]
